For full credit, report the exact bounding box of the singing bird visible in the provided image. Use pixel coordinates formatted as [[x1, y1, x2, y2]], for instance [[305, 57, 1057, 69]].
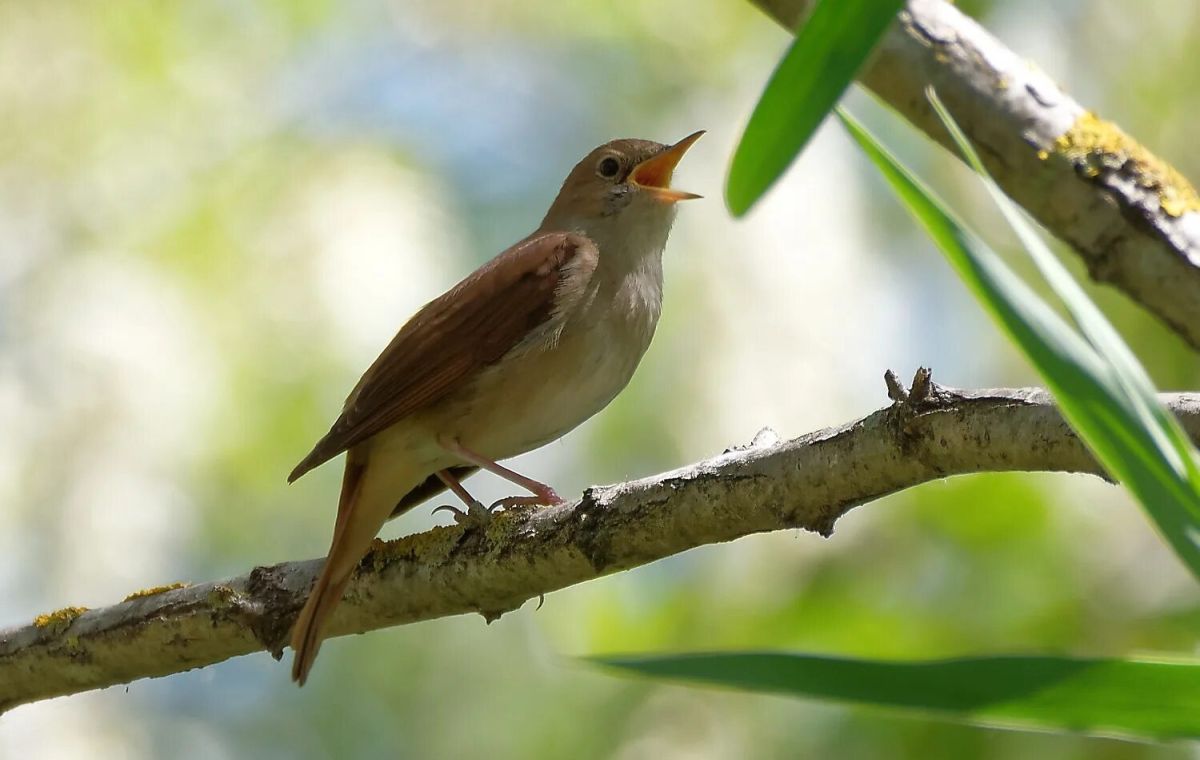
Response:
[[287, 131, 704, 684]]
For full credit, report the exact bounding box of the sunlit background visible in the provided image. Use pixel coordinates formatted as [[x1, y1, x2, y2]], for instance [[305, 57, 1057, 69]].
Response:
[[2, 0, 1199, 757]]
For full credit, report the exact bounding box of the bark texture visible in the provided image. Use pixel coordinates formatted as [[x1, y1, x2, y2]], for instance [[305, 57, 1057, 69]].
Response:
[[4, 373, 1199, 713], [752, 0, 1200, 348]]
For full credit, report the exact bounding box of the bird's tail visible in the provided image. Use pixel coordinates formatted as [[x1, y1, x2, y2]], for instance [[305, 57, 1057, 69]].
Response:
[[290, 454, 412, 685], [290, 555, 356, 686]]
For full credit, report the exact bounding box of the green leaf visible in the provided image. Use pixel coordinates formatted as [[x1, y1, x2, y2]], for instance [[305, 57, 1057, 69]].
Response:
[[924, 88, 1200, 493], [836, 106, 1200, 580], [725, 0, 905, 216], [595, 653, 1200, 740]]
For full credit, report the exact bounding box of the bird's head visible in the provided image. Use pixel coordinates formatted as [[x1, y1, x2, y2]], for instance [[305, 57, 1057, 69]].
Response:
[[541, 131, 704, 233]]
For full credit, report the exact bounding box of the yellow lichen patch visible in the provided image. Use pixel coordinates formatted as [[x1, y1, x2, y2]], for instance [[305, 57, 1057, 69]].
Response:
[[123, 582, 189, 601], [206, 584, 240, 609], [366, 525, 459, 571], [1054, 112, 1200, 217], [33, 606, 88, 635]]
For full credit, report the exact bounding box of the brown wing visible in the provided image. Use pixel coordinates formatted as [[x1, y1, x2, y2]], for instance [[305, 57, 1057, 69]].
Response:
[[288, 231, 594, 483]]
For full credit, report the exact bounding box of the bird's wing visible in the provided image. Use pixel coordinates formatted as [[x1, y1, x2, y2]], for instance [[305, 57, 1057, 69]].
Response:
[[288, 231, 596, 482]]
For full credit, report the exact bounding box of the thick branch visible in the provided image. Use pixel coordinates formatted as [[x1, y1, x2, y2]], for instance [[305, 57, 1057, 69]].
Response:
[[4, 376, 1200, 712], [752, 0, 1200, 349]]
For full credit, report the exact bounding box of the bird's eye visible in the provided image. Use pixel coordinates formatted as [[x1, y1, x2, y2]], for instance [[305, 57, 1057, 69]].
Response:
[[596, 156, 621, 179]]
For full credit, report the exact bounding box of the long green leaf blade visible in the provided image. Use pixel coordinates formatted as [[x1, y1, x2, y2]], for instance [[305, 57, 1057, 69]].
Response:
[[725, 0, 904, 216], [925, 88, 1200, 492], [596, 653, 1200, 740], [836, 108, 1200, 578]]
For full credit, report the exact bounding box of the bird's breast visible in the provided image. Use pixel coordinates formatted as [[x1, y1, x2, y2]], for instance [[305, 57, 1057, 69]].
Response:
[[446, 261, 664, 460]]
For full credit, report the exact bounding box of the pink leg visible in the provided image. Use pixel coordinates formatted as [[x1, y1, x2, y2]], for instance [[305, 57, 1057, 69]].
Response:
[[436, 469, 479, 508], [437, 437, 566, 507], [431, 469, 490, 526]]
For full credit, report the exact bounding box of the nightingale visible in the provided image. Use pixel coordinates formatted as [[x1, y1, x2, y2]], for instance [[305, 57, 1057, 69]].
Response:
[[287, 131, 704, 685]]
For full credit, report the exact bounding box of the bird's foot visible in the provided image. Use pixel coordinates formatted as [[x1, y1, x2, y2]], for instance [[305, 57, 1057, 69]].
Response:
[[433, 484, 566, 525], [431, 499, 497, 528], [488, 487, 567, 514]]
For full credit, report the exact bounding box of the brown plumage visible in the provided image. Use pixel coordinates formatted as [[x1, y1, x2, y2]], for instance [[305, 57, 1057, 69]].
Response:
[[288, 132, 703, 685], [287, 232, 586, 484]]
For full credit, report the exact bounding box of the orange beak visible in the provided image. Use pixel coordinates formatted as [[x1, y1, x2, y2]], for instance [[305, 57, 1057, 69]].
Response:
[[630, 130, 704, 203]]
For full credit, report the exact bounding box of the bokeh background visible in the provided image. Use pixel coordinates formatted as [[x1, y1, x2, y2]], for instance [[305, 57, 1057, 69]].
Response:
[[3, 0, 1199, 757]]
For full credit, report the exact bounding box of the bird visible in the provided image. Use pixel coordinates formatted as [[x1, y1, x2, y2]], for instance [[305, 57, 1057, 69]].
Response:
[[286, 131, 704, 685]]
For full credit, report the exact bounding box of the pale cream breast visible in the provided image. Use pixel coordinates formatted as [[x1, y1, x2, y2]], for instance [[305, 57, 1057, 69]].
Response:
[[450, 293, 658, 457], [413, 193, 676, 464], [438, 243, 665, 460]]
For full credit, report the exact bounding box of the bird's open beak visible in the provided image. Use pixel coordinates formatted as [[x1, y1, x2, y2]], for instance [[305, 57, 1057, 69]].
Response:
[[630, 130, 705, 203]]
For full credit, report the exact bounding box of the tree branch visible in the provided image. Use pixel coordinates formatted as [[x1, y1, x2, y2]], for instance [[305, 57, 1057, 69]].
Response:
[[751, 0, 1200, 349], [4, 372, 1200, 713]]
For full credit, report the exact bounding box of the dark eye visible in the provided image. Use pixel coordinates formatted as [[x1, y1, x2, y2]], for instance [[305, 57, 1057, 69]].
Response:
[[596, 156, 621, 179]]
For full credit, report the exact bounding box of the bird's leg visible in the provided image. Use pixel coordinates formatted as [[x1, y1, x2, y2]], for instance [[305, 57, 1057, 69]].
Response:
[[438, 436, 566, 512], [430, 469, 493, 526]]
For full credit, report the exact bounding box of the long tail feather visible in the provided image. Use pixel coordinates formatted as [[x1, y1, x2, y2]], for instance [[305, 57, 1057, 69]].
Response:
[[290, 567, 354, 685], [290, 457, 367, 686]]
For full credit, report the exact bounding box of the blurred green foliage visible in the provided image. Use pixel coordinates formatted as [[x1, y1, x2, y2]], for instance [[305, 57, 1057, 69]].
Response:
[[600, 653, 1200, 740]]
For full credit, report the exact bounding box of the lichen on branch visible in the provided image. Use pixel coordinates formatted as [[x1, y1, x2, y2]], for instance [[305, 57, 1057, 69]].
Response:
[[3, 371, 1199, 714], [752, 0, 1200, 349]]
